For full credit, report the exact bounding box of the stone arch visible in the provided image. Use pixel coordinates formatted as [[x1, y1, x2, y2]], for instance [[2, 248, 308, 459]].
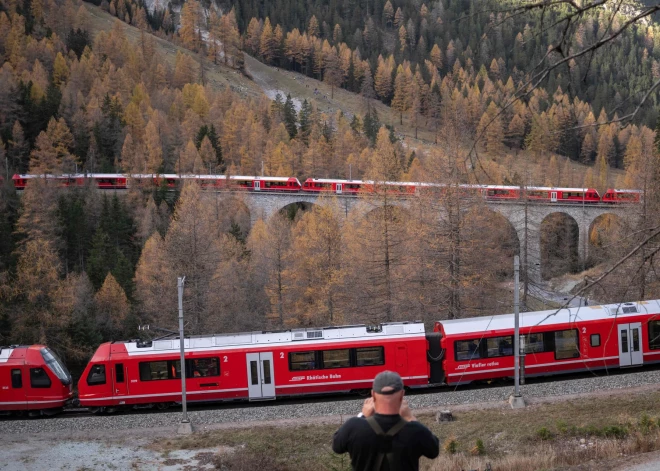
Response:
[[470, 207, 521, 279], [275, 201, 318, 222], [540, 212, 580, 280], [587, 213, 625, 268], [352, 198, 413, 223]]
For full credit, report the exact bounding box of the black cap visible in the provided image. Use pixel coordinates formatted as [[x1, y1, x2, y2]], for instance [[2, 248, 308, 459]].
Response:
[[372, 370, 404, 395]]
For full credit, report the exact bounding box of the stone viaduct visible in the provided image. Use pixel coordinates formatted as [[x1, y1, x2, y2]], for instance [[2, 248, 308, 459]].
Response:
[[203, 191, 631, 284]]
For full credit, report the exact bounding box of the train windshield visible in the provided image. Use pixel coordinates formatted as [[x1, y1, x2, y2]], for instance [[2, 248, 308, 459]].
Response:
[[41, 348, 72, 385]]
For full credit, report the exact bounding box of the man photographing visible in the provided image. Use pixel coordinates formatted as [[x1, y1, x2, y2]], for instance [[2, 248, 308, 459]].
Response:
[[332, 371, 440, 470]]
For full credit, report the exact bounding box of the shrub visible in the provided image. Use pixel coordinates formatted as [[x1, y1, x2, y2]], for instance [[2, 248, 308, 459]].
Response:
[[639, 414, 655, 434], [470, 438, 485, 456], [443, 436, 459, 454], [602, 425, 628, 439], [556, 420, 568, 434], [536, 427, 553, 441]]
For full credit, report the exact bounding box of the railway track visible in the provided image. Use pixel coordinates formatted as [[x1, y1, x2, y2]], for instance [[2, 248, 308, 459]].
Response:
[[8, 364, 658, 424]]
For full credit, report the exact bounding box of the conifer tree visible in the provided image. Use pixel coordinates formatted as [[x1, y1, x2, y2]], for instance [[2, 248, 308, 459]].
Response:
[[298, 99, 313, 144], [383, 1, 394, 28], [283, 94, 298, 139]]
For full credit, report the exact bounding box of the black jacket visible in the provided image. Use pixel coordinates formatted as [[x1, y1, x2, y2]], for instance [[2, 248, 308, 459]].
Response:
[[332, 413, 440, 471]]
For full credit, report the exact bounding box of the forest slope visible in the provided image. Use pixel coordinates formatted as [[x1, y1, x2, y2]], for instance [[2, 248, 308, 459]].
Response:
[[82, 1, 621, 185]]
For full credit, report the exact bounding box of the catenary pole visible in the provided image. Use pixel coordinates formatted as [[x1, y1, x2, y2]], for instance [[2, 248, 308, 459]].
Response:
[[178, 276, 189, 426], [513, 255, 520, 397]]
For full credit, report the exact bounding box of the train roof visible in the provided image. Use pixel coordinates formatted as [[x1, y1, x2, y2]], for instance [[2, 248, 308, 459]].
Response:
[[438, 299, 660, 336], [0, 347, 13, 362], [118, 322, 425, 355], [608, 189, 643, 193]]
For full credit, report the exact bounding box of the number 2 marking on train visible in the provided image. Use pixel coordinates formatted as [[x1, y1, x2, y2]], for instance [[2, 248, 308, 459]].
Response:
[[223, 356, 228, 362], [582, 327, 587, 334], [280, 352, 284, 359]]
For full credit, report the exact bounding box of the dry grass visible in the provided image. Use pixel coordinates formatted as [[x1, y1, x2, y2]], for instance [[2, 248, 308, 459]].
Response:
[[149, 391, 660, 471]]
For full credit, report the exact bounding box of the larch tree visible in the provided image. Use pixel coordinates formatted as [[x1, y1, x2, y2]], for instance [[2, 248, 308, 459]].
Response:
[[343, 128, 408, 323], [177, 140, 202, 174], [391, 65, 409, 125], [307, 15, 319, 36], [135, 182, 224, 334], [374, 56, 393, 102], [247, 215, 292, 326], [245, 17, 262, 54], [179, 0, 202, 51], [383, 1, 394, 28], [259, 18, 277, 64], [12, 238, 64, 346], [430, 43, 443, 70], [478, 101, 505, 158], [94, 272, 130, 338], [288, 198, 346, 325]]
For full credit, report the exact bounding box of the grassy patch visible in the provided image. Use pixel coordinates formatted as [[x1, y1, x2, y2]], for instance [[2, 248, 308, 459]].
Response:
[[152, 391, 660, 470]]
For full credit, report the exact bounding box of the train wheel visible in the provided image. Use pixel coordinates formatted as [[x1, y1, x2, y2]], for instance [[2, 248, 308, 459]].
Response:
[[156, 402, 170, 411]]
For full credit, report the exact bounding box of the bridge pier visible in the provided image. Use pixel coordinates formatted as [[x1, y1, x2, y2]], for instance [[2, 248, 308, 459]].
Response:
[[578, 223, 589, 271]]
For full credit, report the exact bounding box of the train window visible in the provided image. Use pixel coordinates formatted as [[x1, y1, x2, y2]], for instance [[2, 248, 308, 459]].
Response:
[[322, 349, 350, 369], [554, 329, 580, 360], [263, 360, 272, 384], [11, 369, 22, 388], [188, 358, 220, 377], [455, 339, 482, 361], [289, 351, 317, 371], [250, 361, 258, 385], [139, 361, 173, 381], [590, 334, 601, 347], [86, 365, 106, 386], [30, 368, 52, 388], [522, 333, 545, 353], [115, 363, 124, 383], [355, 347, 385, 366], [486, 336, 513, 358], [648, 321, 660, 350]]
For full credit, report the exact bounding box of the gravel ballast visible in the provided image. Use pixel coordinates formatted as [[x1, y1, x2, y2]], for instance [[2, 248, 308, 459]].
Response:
[[3, 368, 660, 435]]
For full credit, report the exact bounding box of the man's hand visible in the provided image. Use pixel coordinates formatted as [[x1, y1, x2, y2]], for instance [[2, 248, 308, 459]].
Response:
[[400, 399, 416, 422], [361, 397, 375, 417]]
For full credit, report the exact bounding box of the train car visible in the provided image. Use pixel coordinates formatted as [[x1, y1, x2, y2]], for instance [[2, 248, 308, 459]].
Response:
[[78, 322, 439, 412], [0, 345, 73, 416], [89, 174, 128, 189], [302, 178, 419, 195], [436, 300, 660, 385], [481, 185, 520, 201], [12, 174, 78, 189], [519, 187, 601, 203], [602, 189, 642, 204]]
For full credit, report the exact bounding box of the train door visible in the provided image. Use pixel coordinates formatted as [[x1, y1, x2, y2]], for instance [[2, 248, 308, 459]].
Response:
[[618, 323, 643, 367], [551, 191, 558, 202], [113, 362, 128, 401], [395, 345, 408, 375], [254, 180, 261, 191], [246, 352, 275, 400], [6, 367, 26, 409], [336, 183, 343, 194]]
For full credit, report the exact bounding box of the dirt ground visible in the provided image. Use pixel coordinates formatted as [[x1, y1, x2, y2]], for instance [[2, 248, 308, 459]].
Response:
[[4, 384, 660, 471]]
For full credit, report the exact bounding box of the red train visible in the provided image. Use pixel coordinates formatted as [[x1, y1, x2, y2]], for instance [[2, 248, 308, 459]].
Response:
[[11, 174, 303, 192], [11, 174, 641, 204], [77, 323, 430, 412], [75, 299, 660, 412], [0, 345, 73, 416]]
